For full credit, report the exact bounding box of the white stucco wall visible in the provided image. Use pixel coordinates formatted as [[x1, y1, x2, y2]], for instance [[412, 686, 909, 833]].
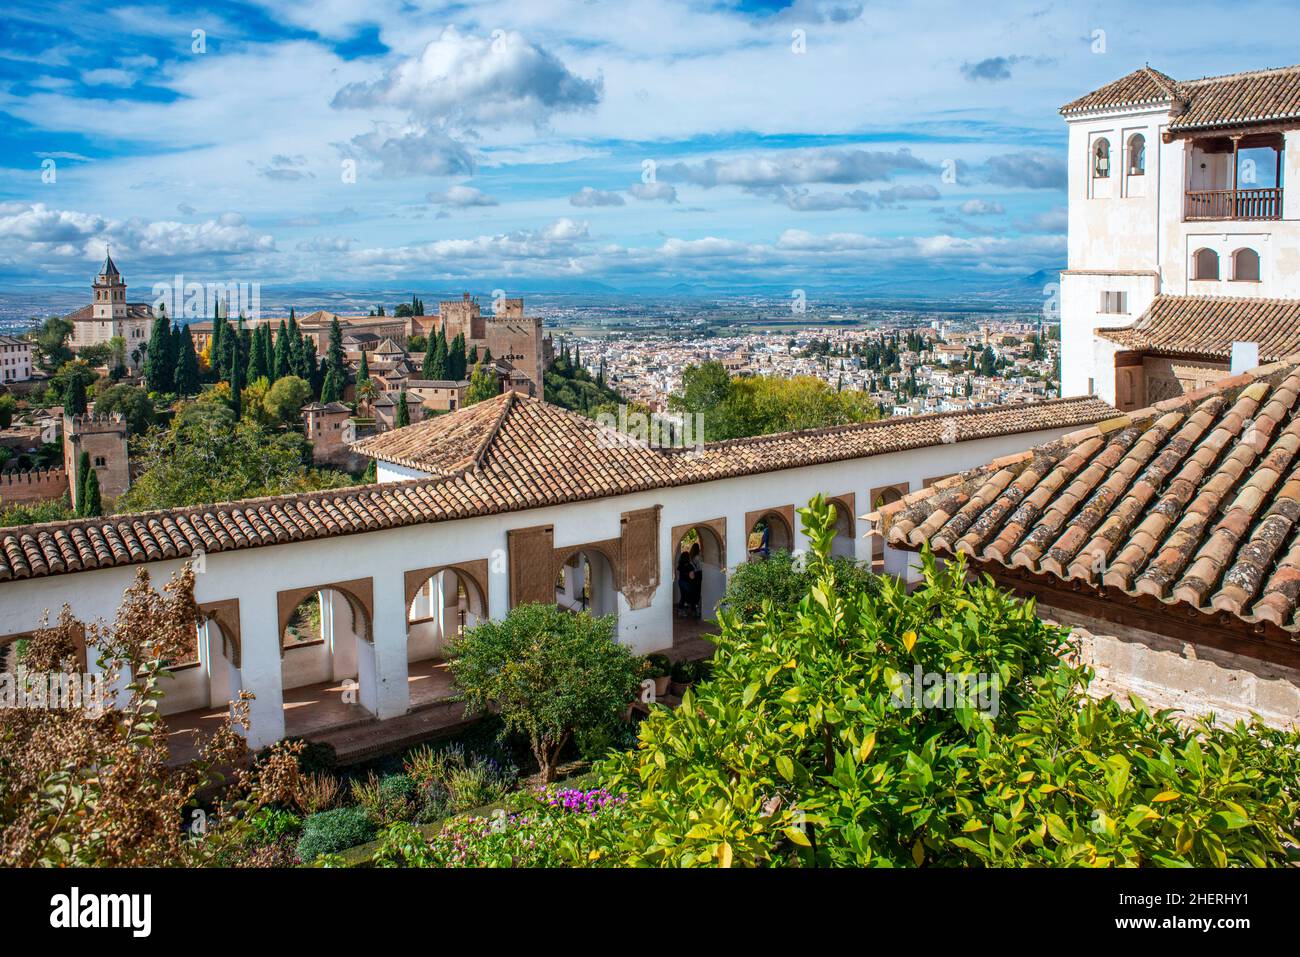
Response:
[[0, 422, 1092, 748]]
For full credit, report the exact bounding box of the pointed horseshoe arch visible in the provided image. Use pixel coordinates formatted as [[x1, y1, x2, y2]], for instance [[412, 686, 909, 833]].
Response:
[[200, 598, 242, 667], [276, 577, 374, 652]]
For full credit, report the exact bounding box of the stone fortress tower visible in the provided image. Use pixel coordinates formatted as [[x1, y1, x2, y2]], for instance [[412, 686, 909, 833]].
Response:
[[63, 412, 129, 511]]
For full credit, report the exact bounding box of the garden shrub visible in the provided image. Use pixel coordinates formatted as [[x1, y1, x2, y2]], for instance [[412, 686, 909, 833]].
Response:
[[248, 807, 303, 847], [296, 806, 376, 862], [404, 742, 517, 818], [351, 773, 418, 827], [366, 786, 627, 868], [722, 547, 878, 622]]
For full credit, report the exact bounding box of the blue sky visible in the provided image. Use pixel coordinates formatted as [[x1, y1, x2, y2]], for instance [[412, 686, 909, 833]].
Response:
[[1, 0, 1297, 292]]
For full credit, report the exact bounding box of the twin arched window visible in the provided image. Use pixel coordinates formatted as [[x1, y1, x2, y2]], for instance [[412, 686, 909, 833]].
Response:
[[1193, 247, 1262, 281], [1128, 134, 1146, 175], [1193, 248, 1220, 280], [1093, 138, 1111, 178], [1233, 247, 1260, 282]]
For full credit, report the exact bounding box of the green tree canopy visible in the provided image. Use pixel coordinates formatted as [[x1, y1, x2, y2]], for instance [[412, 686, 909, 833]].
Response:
[[465, 363, 499, 406], [93, 383, 155, 435], [34, 317, 73, 371], [448, 603, 642, 782], [262, 375, 312, 426], [671, 363, 879, 441], [118, 400, 352, 511]]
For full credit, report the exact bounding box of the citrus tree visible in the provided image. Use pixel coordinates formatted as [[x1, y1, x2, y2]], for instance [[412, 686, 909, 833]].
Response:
[[447, 603, 642, 782]]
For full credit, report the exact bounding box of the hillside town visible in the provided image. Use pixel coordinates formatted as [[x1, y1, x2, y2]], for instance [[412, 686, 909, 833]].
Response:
[[569, 318, 1058, 415]]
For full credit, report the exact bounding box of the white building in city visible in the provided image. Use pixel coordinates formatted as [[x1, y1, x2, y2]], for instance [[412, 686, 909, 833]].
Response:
[[1059, 63, 1300, 409], [0, 335, 32, 383]]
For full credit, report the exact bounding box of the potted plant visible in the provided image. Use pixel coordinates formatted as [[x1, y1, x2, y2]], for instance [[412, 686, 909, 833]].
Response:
[[643, 654, 672, 698], [670, 659, 698, 697]]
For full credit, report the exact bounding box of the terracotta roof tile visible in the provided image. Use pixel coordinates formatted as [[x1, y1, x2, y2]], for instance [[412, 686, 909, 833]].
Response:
[[880, 359, 1300, 634], [1097, 296, 1300, 361], [1062, 63, 1300, 133]]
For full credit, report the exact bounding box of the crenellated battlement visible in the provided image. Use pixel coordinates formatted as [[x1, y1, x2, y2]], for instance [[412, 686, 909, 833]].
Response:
[[65, 412, 127, 435], [0, 466, 69, 505]]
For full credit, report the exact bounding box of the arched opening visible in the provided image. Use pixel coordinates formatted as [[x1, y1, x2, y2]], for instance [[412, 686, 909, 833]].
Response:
[[1127, 133, 1146, 176], [278, 585, 375, 735], [555, 547, 619, 622], [826, 496, 856, 559], [1093, 138, 1111, 178], [1232, 247, 1260, 282], [1193, 247, 1220, 281], [673, 523, 727, 626], [747, 510, 793, 560], [870, 484, 908, 573], [407, 567, 486, 662], [404, 567, 484, 708]]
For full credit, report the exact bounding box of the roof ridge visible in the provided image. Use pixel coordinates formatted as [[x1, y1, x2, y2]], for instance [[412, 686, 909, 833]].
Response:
[[1181, 62, 1300, 85], [471, 390, 517, 470], [1141, 64, 1180, 97]]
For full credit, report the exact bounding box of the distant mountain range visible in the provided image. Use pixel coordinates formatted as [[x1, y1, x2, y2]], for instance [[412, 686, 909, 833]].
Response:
[[0, 266, 1064, 326]]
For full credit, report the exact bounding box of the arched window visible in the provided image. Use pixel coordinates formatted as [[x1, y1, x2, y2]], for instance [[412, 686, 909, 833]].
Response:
[[1193, 248, 1220, 281], [1093, 138, 1111, 178], [1127, 133, 1146, 175], [1232, 247, 1260, 282]]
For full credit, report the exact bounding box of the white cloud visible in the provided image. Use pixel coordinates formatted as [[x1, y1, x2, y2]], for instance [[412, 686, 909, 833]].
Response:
[[662, 148, 934, 189], [339, 124, 476, 178], [570, 186, 625, 207], [959, 199, 1005, 215], [81, 68, 137, 87], [331, 27, 602, 127], [0, 202, 275, 268], [427, 185, 499, 207], [629, 181, 678, 202]]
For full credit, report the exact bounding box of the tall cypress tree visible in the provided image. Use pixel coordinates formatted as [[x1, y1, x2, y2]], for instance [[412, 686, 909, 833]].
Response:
[[82, 463, 102, 518], [260, 322, 274, 380], [448, 332, 466, 380], [229, 332, 244, 419], [427, 329, 449, 380], [210, 305, 227, 381], [174, 324, 201, 395], [76, 451, 91, 516], [326, 316, 347, 383], [422, 329, 438, 378], [144, 309, 175, 393], [320, 367, 340, 404], [66, 373, 88, 415], [246, 323, 268, 383], [273, 320, 290, 381], [396, 388, 410, 427], [357, 349, 370, 386]]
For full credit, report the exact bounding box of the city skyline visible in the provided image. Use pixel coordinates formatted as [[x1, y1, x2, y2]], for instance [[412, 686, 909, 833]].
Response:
[[4, 0, 1300, 292]]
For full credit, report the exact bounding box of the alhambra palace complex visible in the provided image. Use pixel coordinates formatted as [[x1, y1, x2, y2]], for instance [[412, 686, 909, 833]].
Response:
[[5, 62, 1300, 758]]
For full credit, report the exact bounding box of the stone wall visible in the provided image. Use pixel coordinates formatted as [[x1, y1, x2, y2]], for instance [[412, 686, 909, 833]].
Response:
[[1040, 603, 1300, 729], [0, 467, 69, 506]]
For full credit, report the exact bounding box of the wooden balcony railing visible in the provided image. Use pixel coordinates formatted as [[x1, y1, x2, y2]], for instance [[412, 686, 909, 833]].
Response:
[[1185, 188, 1283, 221]]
